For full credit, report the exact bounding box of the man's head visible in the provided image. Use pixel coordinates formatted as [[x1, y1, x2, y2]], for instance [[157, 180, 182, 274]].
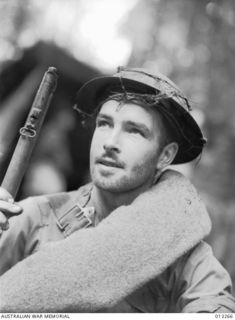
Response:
[[74, 67, 207, 192], [89, 98, 178, 192]]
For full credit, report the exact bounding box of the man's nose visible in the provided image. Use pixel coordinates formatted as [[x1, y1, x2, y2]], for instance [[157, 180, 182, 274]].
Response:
[[103, 131, 120, 153]]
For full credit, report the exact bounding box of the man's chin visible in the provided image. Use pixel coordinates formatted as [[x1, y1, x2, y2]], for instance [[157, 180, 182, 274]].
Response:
[[92, 175, 129, 193], [93, 179, 120, 192]]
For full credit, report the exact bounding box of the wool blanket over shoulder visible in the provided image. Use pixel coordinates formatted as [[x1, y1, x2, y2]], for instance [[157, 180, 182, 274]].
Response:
[[0, 170, 211, 312]]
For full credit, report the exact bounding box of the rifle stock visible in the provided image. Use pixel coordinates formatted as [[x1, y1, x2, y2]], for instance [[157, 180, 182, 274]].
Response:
[[1, 67, 58, 199]]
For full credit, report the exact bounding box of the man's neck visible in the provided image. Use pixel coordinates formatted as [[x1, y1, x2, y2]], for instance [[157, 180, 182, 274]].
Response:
[[91, 182, 153, 222]]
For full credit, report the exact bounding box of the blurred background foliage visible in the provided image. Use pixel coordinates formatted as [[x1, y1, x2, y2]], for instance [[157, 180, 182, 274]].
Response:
[[0, 0, 234, 291]]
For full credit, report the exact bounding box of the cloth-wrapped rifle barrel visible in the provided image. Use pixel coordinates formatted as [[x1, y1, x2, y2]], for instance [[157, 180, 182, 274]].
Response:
[[1, 67, 58, 199]]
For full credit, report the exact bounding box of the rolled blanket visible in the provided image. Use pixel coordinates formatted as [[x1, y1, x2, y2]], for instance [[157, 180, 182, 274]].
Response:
[[0, 170, 211, 312]]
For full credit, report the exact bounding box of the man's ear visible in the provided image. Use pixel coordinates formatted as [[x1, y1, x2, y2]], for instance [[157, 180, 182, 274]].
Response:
[[156, 142, 179, 171]]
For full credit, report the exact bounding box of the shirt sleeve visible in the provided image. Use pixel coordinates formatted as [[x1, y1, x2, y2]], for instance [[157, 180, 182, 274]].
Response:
[[0, 197, 43, 276], [176, 241, 235, 313]]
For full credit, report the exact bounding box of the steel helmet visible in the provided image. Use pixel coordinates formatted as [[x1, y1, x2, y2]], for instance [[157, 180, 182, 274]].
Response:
[[74, 66, 207, 164]]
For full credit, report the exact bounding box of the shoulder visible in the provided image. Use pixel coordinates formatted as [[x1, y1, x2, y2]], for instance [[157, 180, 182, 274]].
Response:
[[174, 241, 216, 274], [159, 169, 201, 198], [174, 241, 235, 312], [173, 240, 233, 291], [184, 241, 213, 264]]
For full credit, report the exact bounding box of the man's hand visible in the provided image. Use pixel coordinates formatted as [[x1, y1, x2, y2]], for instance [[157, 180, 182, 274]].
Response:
[[0, 187, 22, 235]]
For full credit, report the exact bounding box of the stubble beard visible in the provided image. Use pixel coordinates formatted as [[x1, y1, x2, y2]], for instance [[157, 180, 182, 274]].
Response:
[[90, 162, 156, 194]]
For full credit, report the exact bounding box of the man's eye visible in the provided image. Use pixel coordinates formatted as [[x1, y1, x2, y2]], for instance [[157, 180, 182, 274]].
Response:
[[96, 120, 110, 128], [128, 128, 144, 136]]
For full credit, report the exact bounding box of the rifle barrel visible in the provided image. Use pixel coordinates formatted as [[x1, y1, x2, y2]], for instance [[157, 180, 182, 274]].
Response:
[[1, 67, 58, 199]]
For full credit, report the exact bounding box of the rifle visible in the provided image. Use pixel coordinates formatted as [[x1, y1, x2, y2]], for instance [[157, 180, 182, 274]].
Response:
[[1, 67, 58, 199]]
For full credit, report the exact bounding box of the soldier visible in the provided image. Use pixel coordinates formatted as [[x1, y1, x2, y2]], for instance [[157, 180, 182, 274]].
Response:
[[0, 67, 234, 312]]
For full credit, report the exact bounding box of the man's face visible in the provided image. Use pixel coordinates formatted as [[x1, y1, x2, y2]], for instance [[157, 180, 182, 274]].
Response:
[[90, 100, 165, 193]]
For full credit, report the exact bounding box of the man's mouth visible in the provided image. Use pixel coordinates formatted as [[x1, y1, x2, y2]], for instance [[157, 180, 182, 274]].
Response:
[[96, 158, 124, 168]]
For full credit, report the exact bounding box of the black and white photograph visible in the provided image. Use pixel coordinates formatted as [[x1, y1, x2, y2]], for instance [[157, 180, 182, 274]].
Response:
[[0, 0, 235, 316]]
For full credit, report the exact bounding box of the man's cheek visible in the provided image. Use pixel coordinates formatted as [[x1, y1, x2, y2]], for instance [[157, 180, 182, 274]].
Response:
[[90, 141, 99, 159], [91, 135, 103, 153]]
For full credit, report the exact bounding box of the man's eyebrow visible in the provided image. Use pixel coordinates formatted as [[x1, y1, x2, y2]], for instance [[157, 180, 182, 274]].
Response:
[[96, 113, 113, 121]]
